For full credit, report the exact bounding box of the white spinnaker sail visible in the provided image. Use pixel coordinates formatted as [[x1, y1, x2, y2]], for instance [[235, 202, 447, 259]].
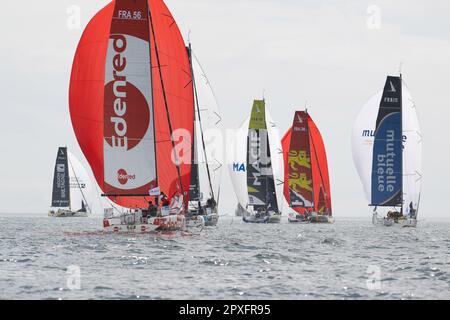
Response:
[[351, 83, 422, 215], [228, 117, 250, 209], [267, 113, 284, 214], [192, 52, 223, 203], [228, 112, 284, 213], [68, 152, 93, 213], [402, 84, 423, 215]]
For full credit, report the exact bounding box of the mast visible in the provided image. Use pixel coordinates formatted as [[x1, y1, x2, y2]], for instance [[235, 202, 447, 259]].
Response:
[[146, 0, 159, 193], [187, 43, 215, 201], [305, 109, 315, 209], [187, 44, 200, 202], [400, 73, 404, 214], [148, 4, 185, 200]]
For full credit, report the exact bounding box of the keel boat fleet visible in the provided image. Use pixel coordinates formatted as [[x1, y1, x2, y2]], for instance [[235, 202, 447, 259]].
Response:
[[48, 0, 423, 231]]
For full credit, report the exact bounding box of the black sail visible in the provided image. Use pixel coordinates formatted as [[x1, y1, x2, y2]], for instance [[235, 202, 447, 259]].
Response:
[[247, 100, 279, 213], [371, 76, 403, 207], [51, 147, 70, 208]]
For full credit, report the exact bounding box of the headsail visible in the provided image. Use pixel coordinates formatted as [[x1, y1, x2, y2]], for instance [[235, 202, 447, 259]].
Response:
[[69, 0, 194, 209], [309, 115, 332, 215], [51, 147, 70, 208], [229, 118, 251, 210], [187, 45, 222, 206], [67, 152, 93, 213]]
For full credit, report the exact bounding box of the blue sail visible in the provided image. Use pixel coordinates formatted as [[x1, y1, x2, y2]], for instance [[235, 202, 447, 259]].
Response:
[[371, 76, 403, 207]]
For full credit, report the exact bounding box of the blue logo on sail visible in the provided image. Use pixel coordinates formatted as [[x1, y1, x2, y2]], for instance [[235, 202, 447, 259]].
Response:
[[371, 112, 402, 206]]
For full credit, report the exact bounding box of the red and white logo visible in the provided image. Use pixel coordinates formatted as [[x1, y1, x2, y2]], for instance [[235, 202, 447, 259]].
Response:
[[104, 34, 150, 151], [117, 169, 135, 185]]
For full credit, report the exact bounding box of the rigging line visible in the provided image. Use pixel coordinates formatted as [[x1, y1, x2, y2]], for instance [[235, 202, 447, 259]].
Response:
[[189, 43, 215, 201], [148, 7, 184, 196], [68, 156, 91, 214]]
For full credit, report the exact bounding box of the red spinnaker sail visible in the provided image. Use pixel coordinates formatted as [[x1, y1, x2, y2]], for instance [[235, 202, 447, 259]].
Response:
[[282, 112, 332, 215], [69, 0, 194, 209]]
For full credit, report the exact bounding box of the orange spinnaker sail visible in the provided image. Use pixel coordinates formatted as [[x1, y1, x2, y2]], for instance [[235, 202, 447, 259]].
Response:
[[69, 0, 194, 208], [282, 112, 332, 215]]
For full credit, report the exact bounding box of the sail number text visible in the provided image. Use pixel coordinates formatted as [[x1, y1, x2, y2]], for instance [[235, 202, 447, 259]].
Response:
[[118, 10, 143, 20]]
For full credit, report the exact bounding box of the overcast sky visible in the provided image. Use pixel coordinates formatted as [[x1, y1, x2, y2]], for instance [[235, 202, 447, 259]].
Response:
[[1, 0, 449, 219]]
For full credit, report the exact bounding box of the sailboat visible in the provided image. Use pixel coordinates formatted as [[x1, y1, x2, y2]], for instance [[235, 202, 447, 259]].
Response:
[[186, 44, 223, 227], [281, 111, 333, 223], [352, 75, 422, 227], [49, 147, 93, 217], [229, 100, 283, 224], [69, 0, 198, 233]]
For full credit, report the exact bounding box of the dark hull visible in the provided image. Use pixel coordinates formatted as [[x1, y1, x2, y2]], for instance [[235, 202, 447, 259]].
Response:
[[243, 215, 281, 224]]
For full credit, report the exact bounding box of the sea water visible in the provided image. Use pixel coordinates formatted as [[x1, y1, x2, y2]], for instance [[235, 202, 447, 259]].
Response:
[[0, 214, 449, 300]]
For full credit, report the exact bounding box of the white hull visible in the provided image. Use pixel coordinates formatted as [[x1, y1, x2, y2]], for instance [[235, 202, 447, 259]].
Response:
[[49, 209, 88, 218], [188, 208, 219, 226], [186, 215, 206, 230], [372, 213, 417, 228], [103, 212, 186, 234]]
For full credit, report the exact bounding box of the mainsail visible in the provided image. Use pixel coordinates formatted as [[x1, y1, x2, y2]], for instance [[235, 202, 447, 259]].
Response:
[[51, 148, 93, 212], [246, 100, 279, 213], [51, 147, 70, 208], [69, 0, 194, 209], [282, 111, 332, 215], [352, 75, 422, 216]]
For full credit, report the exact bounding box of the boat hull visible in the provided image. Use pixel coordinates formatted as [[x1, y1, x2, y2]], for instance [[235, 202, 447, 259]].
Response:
[[243, 214, 281, 224], [103, 213, 186, 234], [187, 209, 219, 227], [186, 215, 205, 230], [372, 213, 417, 228], [49, 209, 88, 218], [288, 213, 333, 224], [309, 215, 334, 224], [204, 213, 219, 226]]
